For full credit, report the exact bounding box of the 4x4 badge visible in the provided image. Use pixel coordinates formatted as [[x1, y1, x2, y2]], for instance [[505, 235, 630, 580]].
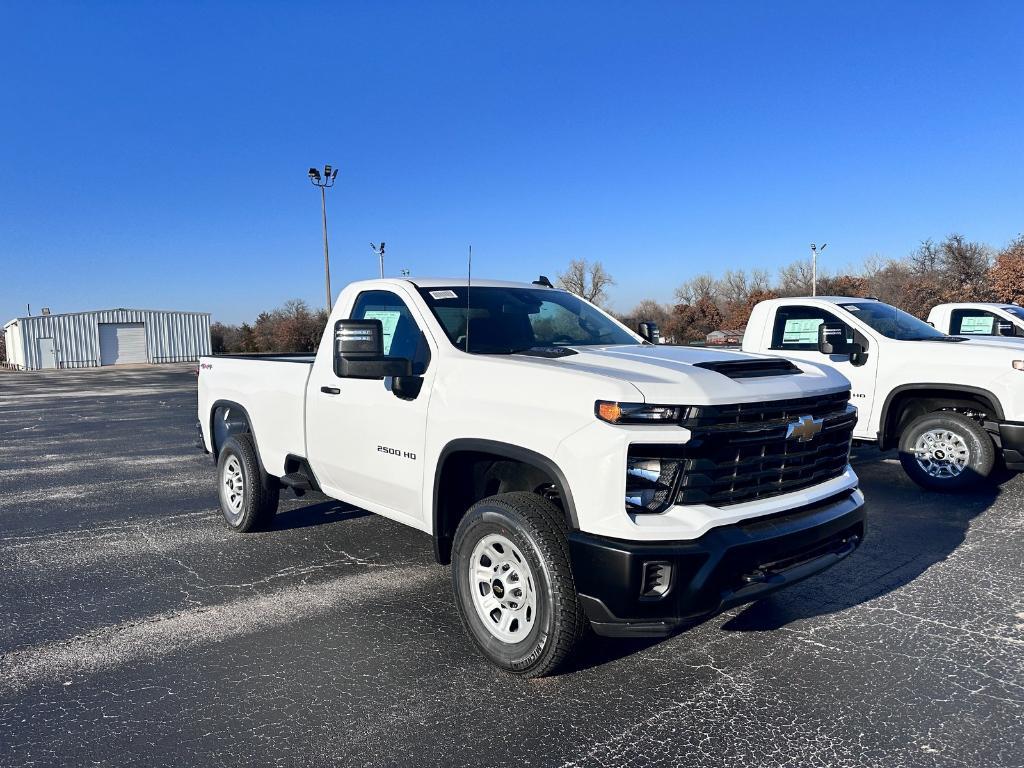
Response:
[[787, 415, 824, 442]]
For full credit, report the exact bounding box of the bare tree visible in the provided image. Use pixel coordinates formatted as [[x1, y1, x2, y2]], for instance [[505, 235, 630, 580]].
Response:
[[622, 299, 672, 331], [749, 268, 771, 294], [776, 259, 815, 296], [673, 274, 719, 305], [719, 269, 750, 305], [557, 259, 616, 305], [937, 233, 992, 300]]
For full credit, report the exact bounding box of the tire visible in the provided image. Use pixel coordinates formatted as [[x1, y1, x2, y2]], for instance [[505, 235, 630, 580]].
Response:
[[216, 434, 280, 532], [451, 492, 585, 678], [898, 411, 996, 492]]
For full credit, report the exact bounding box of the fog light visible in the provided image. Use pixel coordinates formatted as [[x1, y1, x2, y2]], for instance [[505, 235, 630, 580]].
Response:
[[641, 561, 672, 598]]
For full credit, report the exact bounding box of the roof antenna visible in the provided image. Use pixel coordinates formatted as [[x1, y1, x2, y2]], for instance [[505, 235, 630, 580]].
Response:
[[465, 245, 472, 353]]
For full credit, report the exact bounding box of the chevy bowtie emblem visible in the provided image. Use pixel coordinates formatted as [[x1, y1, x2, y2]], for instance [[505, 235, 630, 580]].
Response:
[[786, 415, 824, 442]]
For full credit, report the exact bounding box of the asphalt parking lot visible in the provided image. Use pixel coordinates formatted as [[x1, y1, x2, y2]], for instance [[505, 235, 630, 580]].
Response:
[[1, 365, 1022, 767]]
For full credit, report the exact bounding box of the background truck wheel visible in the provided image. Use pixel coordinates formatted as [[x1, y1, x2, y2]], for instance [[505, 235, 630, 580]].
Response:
[[216, 434, 280, 532], [898, 411, 995, 492], [451, 492, 585, 678]]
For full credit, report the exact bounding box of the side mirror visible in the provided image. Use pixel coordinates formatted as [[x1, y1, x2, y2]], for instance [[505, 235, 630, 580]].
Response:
[[997, 320, 1015, 337], [638, 321, 661, 344], [817, 322, 849, 355], [334, 319, 412, 379]]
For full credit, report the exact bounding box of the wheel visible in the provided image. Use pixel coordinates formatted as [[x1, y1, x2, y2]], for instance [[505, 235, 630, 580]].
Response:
[[451, 492, 585, 678], [216, 434, 279, 532], [898, 411, 996, 492]]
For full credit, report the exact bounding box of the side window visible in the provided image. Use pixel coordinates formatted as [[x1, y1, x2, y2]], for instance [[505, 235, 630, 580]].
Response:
[[770, 306, 850, 351], [950, 309, 998, 335], [350, 290, 431, 374]]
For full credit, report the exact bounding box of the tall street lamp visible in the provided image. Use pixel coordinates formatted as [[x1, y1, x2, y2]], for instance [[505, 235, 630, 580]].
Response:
[[810, 242, 827, 296], [370, 242, 386, 278], [309, 164, 339, 311]]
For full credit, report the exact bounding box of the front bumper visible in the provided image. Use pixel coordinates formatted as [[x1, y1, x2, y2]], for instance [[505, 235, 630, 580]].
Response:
[[568, 489, 865, 637]]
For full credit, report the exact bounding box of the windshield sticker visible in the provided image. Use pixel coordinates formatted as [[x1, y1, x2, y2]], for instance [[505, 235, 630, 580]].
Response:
[[430, 289, 458, 300], [782, 318, 823, 345], [959, 316, 995, 334], [362, 310, 401, 354]]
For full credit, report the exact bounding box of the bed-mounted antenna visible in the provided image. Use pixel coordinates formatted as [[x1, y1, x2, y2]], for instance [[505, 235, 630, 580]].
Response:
[[464, 244, 472, 353]]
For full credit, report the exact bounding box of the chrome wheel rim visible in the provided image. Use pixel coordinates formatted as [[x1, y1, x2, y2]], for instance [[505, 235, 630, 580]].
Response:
[[221, 455, 245, 519], [468, 533, 537, 643], [913, 428, 970, 478]]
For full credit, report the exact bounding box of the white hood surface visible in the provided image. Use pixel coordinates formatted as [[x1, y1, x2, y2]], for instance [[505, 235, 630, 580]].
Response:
[[529, 344, 850, 404]]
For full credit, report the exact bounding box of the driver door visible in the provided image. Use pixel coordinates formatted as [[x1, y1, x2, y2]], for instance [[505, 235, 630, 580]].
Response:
[[305, 288, 435, 524], [767, 303, 879, 433]]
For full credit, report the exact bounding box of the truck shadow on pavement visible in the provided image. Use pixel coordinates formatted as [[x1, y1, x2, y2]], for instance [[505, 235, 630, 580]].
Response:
[[719, 451, 1003, 633], [269, 497, 372, 531]]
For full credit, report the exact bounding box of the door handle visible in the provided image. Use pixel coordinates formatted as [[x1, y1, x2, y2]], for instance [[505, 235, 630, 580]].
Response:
[[320, 386, 341, 395]]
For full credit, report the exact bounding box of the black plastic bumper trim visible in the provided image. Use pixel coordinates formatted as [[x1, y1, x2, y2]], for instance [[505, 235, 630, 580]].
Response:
[[569, 489, 865, 638]]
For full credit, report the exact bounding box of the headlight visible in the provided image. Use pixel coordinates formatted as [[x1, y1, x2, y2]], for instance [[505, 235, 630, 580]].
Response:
[[626, 455, 681, 513], [596, 401, 682, 424]]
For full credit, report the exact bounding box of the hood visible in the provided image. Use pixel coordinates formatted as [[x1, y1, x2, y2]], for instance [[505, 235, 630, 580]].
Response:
[[956, 336, 1024, 349], [532, 344, 850, 404]]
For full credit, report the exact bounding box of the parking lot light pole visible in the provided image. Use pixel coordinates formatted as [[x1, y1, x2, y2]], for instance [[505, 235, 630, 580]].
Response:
[[309, 165, 339, 311], [810, 242, 827, 296], [371, 242, 386, 278]]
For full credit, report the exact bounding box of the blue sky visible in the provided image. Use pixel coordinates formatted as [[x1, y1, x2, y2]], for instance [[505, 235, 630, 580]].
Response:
[[2, 2, 1022, 323]]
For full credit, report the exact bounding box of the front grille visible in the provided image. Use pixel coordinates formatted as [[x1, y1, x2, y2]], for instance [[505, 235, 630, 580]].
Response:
[[675, 392, 856, 506], [676, 390, 851, 432]]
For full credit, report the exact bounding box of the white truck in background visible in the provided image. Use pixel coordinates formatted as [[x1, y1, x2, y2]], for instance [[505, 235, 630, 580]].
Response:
[[927, 302, 1024, 341], [743, 296, 1024, 491], [197, 277, 865, 677]]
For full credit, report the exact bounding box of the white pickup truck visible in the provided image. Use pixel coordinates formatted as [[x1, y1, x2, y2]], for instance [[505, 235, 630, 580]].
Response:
[[743, 296, 1024, 491], [198, 277, 865, 676], [927, 302, 1024, 341]]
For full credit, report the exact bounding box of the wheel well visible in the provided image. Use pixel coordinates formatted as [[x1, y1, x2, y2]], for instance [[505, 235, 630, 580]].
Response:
[[210, 401, 253, 459], [432, 449, 570, 564], [881, 388, 999, 450]]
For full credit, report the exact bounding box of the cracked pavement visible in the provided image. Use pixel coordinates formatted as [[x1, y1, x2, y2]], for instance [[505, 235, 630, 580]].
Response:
[[1, 365, 1022, 767]]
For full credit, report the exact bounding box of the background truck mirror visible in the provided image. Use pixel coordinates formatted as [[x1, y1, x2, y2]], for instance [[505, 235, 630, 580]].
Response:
[[334, 319, 413, 379], [817, 322, 849, 355], [637, 321, 660, 344], [998, 320, 1015, 337]]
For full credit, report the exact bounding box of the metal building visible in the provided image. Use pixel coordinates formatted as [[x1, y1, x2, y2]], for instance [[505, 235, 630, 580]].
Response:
[[2, 308, 211, 370]]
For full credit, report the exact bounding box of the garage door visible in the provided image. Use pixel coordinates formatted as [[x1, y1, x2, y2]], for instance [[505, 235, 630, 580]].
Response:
[[99, 323, 148, 365]]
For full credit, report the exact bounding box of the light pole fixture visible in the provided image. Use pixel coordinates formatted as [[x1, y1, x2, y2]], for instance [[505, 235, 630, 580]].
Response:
[[370, 242, 386, 278], [309, 164, 339, 311], [810, 242, 827, 296]]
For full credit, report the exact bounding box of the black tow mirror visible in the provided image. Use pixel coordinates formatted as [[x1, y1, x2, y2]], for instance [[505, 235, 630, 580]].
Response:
[[817, 322, 849, 355], [997, 320, 1016, 337], [637, 321, 661, 344], [334, 319, 412, 379]]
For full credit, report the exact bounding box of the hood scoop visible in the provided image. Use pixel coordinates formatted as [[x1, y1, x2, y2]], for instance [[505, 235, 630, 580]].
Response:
[[514, 346, 578, 359], [693, 358, 801, 379]]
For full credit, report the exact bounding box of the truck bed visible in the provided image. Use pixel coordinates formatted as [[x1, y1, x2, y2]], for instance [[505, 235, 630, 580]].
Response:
[[198, 354, 314, 475]]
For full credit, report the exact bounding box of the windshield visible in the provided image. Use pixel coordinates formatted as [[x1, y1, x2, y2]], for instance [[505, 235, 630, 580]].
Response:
[[1003, 306, 1024, 322], [416, 286, 637, 353], [838, 301, 950, 341]]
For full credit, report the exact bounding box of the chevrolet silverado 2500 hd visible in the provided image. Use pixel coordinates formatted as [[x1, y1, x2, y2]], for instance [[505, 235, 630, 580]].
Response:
[[744, 296, 1024, 491], [198, 278, 865, 676], [927, 302, 1024, 341]]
